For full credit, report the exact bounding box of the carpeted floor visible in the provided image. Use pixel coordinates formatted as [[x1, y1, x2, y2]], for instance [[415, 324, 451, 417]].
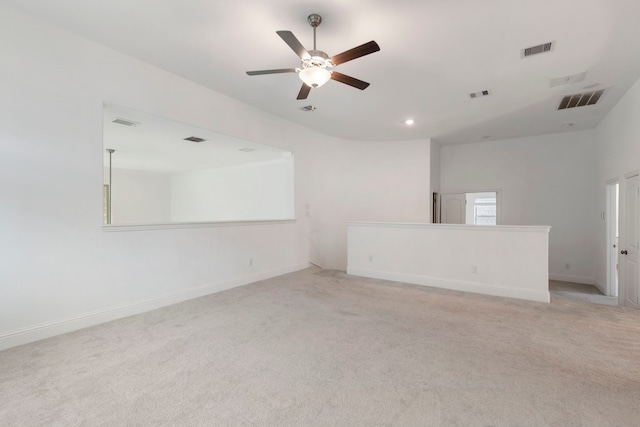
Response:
[[1, 268, 639, 426], [549, 280, 619, 306]]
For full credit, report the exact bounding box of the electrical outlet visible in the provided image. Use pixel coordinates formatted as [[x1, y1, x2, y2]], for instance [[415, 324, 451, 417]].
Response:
[[472, 265, 478, 274]]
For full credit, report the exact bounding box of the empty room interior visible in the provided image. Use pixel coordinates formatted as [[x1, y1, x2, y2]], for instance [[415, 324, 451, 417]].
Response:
[[1, 0, 640, 425]]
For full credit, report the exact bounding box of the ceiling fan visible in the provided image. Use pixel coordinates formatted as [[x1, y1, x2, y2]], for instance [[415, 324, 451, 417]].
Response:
[[246, 13, 380, 100]]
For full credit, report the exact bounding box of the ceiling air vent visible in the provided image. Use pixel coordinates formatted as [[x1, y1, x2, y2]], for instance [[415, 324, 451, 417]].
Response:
[[521, 41, 554, 58], [112, 118, 137, 127], [469, 90, 490, 99], [550, 71, 587, 88], [183, 136, 206, 143], [557, 89, 606, 110]]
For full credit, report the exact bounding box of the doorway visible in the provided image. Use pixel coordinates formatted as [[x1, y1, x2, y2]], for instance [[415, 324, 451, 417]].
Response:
[[440, 191, 500, 225]]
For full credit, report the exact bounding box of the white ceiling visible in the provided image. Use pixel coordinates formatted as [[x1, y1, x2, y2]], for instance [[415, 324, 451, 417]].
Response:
[[6, 0, 640, 144]]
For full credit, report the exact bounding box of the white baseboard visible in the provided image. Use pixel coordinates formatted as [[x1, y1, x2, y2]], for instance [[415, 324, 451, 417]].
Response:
[[0, 262, 310, 352], [594, 280, 607, 295], [347, 268, 550, 303], [549, 273, 595, 285]]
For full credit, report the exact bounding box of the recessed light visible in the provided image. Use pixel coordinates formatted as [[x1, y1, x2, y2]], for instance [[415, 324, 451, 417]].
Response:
[[405, 119, 414, 126], [562, 123, 574, 128]]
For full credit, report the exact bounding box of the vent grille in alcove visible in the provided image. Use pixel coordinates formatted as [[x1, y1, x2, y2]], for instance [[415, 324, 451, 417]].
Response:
[[557, 89, 606, 110], [183, 136, 206, 143]]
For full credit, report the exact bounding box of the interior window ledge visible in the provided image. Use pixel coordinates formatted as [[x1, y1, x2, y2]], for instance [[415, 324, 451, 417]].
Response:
[[101, 219, 296, 232]]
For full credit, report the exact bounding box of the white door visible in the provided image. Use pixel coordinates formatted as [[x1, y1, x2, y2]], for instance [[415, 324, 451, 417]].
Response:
[[622, 174, 640, 308], [441, 193, 465, 224]]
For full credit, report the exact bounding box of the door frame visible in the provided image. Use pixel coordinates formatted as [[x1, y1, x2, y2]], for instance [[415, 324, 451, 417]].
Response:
[[605, 179, 619, 297]]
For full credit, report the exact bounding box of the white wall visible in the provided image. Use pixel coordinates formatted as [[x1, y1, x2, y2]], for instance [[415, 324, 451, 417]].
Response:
[[594, 76, 640, 290], [107, 168, 172, 224], [440, 131, 597, 284], [171, 158, 294, 222], [0, 7, 313, 349], [348, 222, 551, 302], [0, 7, 434, 349], [308, 138, 432, 271]]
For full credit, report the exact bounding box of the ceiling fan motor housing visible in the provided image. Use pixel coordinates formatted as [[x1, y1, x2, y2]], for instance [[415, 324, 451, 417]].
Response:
[[302, 50, 333, 70]]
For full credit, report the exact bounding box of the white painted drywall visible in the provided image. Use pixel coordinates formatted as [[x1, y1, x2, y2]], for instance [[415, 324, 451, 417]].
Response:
[[0, 7, 313, 350], [0, 7, 435, 349], [308, 138, 432, 271], [170, 158, 294, 222], [440, 131, 597, 284], [594, 76, 640, 291], [106, 167, 172, 224], [347, 222, 551, 302]]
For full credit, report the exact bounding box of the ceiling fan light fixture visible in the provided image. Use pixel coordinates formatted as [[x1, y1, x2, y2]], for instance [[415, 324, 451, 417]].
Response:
[[299, 67, 331, 88], [246, 14, 379, 99]]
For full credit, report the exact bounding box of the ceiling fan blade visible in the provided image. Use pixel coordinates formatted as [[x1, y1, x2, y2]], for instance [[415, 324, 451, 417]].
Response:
[[331, 41, 380, 66], [276, 31, 311, 60], [246, 68, 297, 76], [331, 72, 370, 90], [297, 83, 311, 100]]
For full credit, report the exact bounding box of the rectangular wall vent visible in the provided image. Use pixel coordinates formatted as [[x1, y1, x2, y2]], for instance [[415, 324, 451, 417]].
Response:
[[521, 41, 554, 58], [469, 90, 491, 99], [557, 89, 606, 110], [112, 118, 137, 127], [183, 136, 206, 143]]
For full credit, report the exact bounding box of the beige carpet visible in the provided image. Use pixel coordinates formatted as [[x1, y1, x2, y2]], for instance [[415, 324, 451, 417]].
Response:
[[1, 268, 639, 426], [549, 280, 619, 306]]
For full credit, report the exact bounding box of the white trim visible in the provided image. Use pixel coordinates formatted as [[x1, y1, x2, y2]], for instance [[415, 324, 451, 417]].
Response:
[[594, 280, 607, 295], [102, 219, 296, 232], [605, 179, 620, 297], [549, 273, 595, 285], [347, 267, 550, 303], [347, 221, 550, 233], [0, 263, 310, 351]]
